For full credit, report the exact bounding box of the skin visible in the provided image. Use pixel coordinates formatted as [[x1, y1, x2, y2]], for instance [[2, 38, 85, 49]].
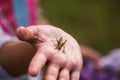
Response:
[[81, 45, 102, 63], [80, 45, 103, 70], [16, 25, 83, 80], [0, 41, 36, 76]]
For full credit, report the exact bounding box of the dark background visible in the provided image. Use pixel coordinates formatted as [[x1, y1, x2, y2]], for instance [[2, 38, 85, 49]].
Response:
[[40, 0, 120, 55]]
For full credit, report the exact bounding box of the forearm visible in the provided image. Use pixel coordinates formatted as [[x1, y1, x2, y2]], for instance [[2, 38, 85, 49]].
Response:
[[0, 41, 36, 76], [81, 45, 102, 62]]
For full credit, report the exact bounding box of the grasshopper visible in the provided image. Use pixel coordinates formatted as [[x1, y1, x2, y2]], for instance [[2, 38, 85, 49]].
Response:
[[56, 37, 67, 53]]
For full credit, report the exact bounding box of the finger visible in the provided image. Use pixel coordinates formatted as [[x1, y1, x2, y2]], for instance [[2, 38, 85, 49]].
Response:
[[58, 69, 70, 80], [28, 51, 47, 77], [45, 63, 60, 80], [16, 26, 35, 41], [71, 70, 80, 80]]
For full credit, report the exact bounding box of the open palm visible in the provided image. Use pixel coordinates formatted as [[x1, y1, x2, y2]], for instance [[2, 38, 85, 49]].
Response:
[[16, 25, 82, 80]]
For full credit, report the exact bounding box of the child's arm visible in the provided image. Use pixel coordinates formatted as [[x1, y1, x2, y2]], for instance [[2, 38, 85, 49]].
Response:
[[0, 25, 82, 80], [81, 45, 102, 63], [0, 41, 35, 76]]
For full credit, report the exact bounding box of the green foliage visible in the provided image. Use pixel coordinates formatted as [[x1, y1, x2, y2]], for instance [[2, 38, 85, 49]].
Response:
[[40, 0, 120, 54]]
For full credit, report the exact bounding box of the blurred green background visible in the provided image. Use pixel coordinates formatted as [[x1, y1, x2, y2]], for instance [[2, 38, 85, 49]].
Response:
[[40, 0, 120, 55]]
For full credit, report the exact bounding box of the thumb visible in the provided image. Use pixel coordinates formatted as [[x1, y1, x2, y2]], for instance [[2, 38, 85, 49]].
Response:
[[16, 26, 34, 41]]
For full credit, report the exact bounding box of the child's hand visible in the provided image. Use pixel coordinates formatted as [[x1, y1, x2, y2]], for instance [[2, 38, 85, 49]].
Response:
[[16, 25, 82, 80]]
